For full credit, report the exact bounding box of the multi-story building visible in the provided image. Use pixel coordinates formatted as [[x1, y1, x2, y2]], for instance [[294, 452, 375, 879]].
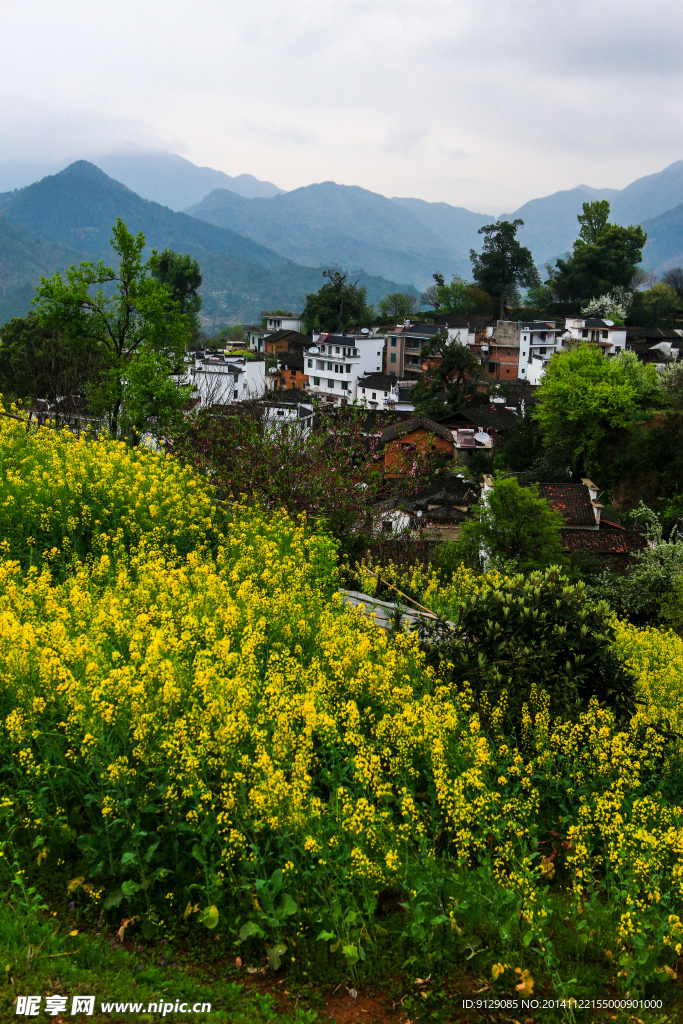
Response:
[[304, 332, 384, 404], [486, 320, 564, 384], [384, 322, 444, 379], [263, 312, 302, 333]]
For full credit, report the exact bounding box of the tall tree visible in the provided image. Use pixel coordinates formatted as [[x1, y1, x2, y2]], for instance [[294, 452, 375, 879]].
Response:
[[548, 201, 647, 307], [0, 312, 101, 404], [33, 219, 193, 441], [301, 269, 372, 334], [411, 328, 486, 418], [435, 275, 476, 314], [470, 220, 540, 319], [377, 291, 417, 320], [149, 249, 203, 342], [533, 346, 660, 472]]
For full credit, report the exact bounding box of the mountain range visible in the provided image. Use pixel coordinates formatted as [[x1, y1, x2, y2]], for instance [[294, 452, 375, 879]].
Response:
[[0, 162, 412, 327], [1, 153, 683, 330]]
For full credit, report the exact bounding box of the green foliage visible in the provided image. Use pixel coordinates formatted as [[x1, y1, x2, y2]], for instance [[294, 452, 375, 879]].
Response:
[[33, 219, 194, 440], [435, 275, 476, 314], [300, 270, 372, 334], [533, 346, 661, 472], [0, 312, 101, 403], [420, 567, 638, 731], [470, 220, 540, 319], [148, 248, 202, 342], [410, 328, 486, 418], [377, 291, 416, 320], [452, 476, 567, 574], [548, 201, 647, 305], [628, 282, 683, 329]]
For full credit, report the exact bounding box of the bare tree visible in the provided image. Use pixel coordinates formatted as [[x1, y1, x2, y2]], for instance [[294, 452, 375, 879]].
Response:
[[661, 267, 683, 294], [420, 284, 441, 309]]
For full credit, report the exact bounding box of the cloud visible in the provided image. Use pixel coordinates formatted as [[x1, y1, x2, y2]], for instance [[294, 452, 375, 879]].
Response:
[[0, 0, 682, 209]]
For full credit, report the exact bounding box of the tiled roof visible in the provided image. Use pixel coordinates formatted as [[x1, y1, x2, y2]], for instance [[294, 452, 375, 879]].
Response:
[[442, 407, 519, 431], [279, 349, 305, 370], [626, 327, 682, 341], [537, 483, 596, 526], [561, 529, 647, 554], [380, 414, 454, 444], [358, 373, 395, 392], [264, 329, 298, 343], [410, 477, 480, 508]]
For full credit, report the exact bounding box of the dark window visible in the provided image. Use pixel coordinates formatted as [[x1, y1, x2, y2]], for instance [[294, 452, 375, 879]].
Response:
[[391, 338, 397, 347], [390, 353, 396, 363]]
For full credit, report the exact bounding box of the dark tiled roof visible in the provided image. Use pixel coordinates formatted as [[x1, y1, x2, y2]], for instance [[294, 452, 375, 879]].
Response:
[[264, 329, 298, 344], [410, 477, 480, 508], [537, 483, 596, 526], [561, 529, 647, 554], [264, 388, 311, 405], [360, 410, 413, 433], [404, 323, 442, 338], [582, 318, 616, 328], [442, 407, 519, 431], [380, 414, 454, 444], [436, 315, 494, 331], [358, 373, 395, 392], [279, 349, 305, 370], [626, 327, 681, 341], [518, 321, 556, 331]]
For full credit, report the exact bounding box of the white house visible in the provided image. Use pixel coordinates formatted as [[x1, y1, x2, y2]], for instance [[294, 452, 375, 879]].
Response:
[[185, 354, 267, 407], [356, 373, 400, 409], [564, 317, 627, 356], [263, 312, 302, 333], [304, 331, 384, 404]]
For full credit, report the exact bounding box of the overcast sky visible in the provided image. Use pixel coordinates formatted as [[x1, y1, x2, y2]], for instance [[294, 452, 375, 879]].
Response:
[[1, 0, 682, 212]]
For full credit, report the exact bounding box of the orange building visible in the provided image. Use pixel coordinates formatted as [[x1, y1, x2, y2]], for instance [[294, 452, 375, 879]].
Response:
[[380, 415, 456, 477]]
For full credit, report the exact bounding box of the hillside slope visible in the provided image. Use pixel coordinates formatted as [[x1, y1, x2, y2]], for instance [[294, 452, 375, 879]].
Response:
[[186, 181, 466, 287], [0, 164, 412, 326]]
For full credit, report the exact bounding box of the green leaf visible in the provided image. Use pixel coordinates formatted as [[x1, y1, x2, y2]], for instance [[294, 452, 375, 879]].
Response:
[[266, 942, 287, 970], [523, 931, 534, 947], [316, 930, 335, 942], [103, 888, 123, 910], [121, 880, 141, 897], [239, 921, 264, 942], [198, 905, 219, 930], [279, 894, 297, 917], [342, 943, 359, 966], [121, 851, 137, 866]]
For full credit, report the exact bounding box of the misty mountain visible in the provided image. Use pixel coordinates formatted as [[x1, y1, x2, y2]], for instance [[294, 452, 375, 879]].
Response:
[[0, 162, 412, 326], [640, 203, 683, 272], [93, 151, 285, 210], [186, 181, 469, 288], [390, 196, 491, 261], [0, 218, 82, 327], [610, 161, 683, 226]]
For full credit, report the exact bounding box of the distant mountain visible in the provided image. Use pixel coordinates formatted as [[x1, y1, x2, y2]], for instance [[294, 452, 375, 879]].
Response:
[[93, 151, 285, 211], [0, 218, 82, 326], [499, 186, 618, 267], [390, 196, 491, 262], [0, 162, 412, 326], [640, 203, 683, 272], [610, 161, 683, 226], [186, 181, 468, 288]]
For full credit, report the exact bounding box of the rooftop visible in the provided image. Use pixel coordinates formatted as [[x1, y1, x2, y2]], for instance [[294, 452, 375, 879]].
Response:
[[537, 483, 597, 527], [380, 414, 454, 445], [358, 373, 396, 393]]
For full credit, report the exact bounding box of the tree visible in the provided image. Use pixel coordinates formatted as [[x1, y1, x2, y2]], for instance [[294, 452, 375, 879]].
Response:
[[170, 401, 440, 543], [470, 220, 540, 319], [581, 287, 633, 324], [377, 291, 417, 320], [435, 275, 476, 315], [0, 312, 101, 404], [419, 282, 441, 309], [419, 566, 636, 732], [661, 267, 683, 299], [452, 475, 566, 574], [628, 283, 682, 329], [548, 201, 647, 306], [533, 346, 660, 472], [33, 219, 194, 441], [301, 270, 372, 334], [411, 328, 486, 418]]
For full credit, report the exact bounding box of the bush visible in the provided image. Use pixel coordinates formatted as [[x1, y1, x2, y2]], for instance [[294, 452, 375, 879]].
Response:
[[418, 567, 637, 730]]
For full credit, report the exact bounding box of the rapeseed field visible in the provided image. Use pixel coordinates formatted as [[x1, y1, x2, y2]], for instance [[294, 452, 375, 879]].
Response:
[[1, 412, 683, 1016]]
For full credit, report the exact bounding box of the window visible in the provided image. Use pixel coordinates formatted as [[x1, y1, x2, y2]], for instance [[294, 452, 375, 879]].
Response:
[[291, 368, 296, 375], [341, 381, 349, 391], [391, 338, 397, 347], [390, 353, 396, 363], [335, 347, 340, 354], [345, 364, 351, 373], [327, 362, 332, 371], [316, 360, 324, 370], [307, 359, 313, 367], [602, 330, 608, 339], [313, 376, 320, 386], [488, 362, 496, 373], [372, 392, 377, 399], [382, 521, 393, 533], [328, 379, 335, 388], [353, 348, 358, 356], [362, 388, 366, 394], [582, 330, 589, 338]]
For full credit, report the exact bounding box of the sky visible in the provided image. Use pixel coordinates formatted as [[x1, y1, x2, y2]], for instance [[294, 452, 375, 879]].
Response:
[[1, 0, 682, 212]]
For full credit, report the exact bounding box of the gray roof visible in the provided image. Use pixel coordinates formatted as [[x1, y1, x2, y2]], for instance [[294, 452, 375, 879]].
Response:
[[380, 414, 454, 444], [358, 373, 395, 392], [442, 406, 518, 431]]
